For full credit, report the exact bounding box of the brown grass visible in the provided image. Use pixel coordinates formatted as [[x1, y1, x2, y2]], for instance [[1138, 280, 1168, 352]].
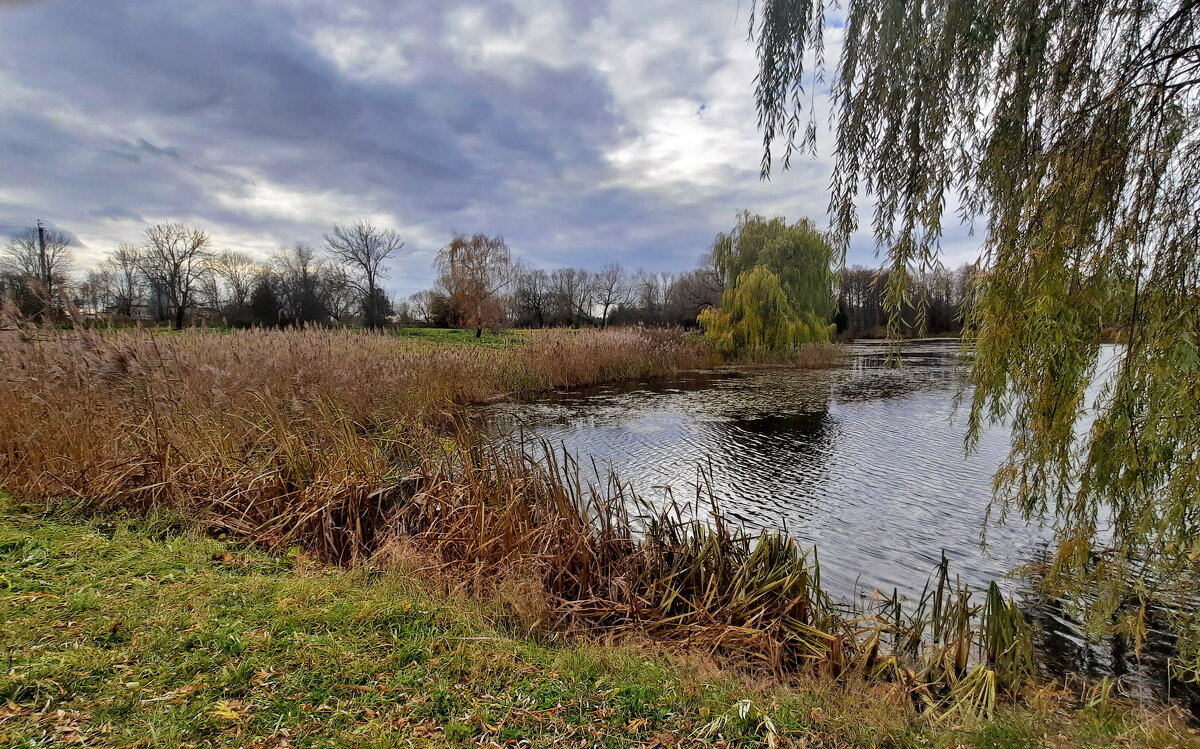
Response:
[[0, 324, 709, 555], [0, 321, 1038, 716]]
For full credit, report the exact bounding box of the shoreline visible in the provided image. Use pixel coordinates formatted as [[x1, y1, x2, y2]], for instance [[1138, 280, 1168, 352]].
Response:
[[3, 506, 1196, 748], [2, 326, 1193, 745]]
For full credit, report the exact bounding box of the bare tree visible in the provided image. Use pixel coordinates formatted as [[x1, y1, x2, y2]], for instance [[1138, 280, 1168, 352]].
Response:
[[436, 232, 514, 337], [632, 270, 668, 325], [2, 226, 74, 320], [137, 223, 213, 329], [407, 289, 435, 325], [196, 270, 222, 315], [658, 253, 723, 328], [592, 263, 630, 327], [75, 268, 112, 315], [665, 269, 721, 327], [550, 268, 594, 327], [101, 245, 145, 317], [210, 250, 259, 315], [323, 220, 405, 329], [272, 242, 329, 325], [512, 264, 552, 328], [322, 264, 360, 324]]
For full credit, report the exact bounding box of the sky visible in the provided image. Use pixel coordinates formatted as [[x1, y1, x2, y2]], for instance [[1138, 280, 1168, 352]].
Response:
[[0, 0, 981, 298]]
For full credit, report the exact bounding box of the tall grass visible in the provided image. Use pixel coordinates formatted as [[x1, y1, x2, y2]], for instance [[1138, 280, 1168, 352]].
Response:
[[0, 321, 1030, 717], [0, 324, 709, 549]]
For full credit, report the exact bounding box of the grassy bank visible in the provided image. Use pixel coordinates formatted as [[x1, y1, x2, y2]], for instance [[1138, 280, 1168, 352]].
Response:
[[1, 323, 1186, 741], [2, 507, 1194, 749], [0, 324, 1007, 696]]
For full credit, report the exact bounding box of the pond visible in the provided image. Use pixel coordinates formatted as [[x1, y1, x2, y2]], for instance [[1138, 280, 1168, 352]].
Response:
[[487, 340, 1197, 709], [489, 339, 1056, 597]]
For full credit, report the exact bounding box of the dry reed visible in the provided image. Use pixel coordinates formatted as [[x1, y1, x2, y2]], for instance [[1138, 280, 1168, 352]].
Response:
[[0, 324, 709, 557], [0, 320, 1030, 715]]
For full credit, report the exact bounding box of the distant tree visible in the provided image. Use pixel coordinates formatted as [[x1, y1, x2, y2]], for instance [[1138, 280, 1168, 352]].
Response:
[[210, 250, 259, 320], [837, 266, 887, 338], [690, 253, 725, 303], [699, 212, 834, 355], [195, 269, 223, 318], [247, 272, 282, 327], [550, 267, 594, 327], [632, 270, 669, 326], [592, 263, 630, 327], [273, 243, 329, 325], [363, 287, 393, 329], [436, 233, 514, 337], [836, 264, 975, 339], [136, 223, 213, 329], [101, 245, 145, 317], [427, 289, 454, 327], [1, 226, 74, 320], [665, 261, 723, 327], [322, 265, 360, 324], [74, 268, 113, 315], [405, 289, 436, 326], [323, 221, 405, 330], [390, 296, 415, 327], [512, 265, 552, 328]]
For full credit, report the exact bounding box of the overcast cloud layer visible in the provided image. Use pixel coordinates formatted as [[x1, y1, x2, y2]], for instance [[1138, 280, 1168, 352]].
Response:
[[0, 0, 979, 297]]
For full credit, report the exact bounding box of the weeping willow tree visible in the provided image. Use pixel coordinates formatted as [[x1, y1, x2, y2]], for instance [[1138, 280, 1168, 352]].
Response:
[[750, 0, 1200, 659], [699, 212, 835, 356]]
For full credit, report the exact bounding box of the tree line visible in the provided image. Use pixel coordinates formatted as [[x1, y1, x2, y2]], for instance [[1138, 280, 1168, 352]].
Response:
[[397, 232, 725, 334], [2, 219, 974, 337], [835, 263, 978, 339], [1, 220, 404, 329]]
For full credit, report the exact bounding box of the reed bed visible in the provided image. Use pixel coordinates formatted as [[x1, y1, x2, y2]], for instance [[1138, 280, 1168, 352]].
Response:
[[0, 321, 1030, 717], [385, 439, 1035, 716], [0, 323, 709, 549]]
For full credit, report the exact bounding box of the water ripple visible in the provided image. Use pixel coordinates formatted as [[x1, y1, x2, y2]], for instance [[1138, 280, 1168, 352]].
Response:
[[484, 340, 1197, 709], [488, 340, 1041, 599]]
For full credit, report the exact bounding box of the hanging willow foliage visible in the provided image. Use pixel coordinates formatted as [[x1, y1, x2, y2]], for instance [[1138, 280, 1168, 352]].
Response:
[[699, 212, 836, 355], [750, 0, 1200, 638]]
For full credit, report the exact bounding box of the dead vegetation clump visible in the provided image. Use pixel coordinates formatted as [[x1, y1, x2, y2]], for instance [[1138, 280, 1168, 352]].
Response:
[[0, 324, 1044, 716], [0, 324, 707, 559]]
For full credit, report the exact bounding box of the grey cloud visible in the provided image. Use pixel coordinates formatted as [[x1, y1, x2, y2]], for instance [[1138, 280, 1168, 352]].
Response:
[[0, 0, 866, 295], [90, 205, 144, 223]]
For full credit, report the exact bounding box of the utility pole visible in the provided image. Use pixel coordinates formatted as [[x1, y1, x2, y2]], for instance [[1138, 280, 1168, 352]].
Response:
[[36, 220, 51, 321]]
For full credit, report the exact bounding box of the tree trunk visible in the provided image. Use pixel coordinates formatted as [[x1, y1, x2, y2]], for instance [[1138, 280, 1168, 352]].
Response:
[[475, 327, 482, 338]]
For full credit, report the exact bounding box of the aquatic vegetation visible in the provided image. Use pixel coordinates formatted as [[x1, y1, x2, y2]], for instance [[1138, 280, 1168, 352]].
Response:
[[0, 322, 1149, 719], [0, 323, 710, 556]]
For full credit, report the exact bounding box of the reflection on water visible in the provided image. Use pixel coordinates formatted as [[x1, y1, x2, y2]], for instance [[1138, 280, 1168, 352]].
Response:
[[486, 339, 1196, 709], [488, 340, 1032, 598]]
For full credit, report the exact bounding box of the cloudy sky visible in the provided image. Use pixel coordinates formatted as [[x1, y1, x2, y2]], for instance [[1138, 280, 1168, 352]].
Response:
[[0, 0, 980, 297]]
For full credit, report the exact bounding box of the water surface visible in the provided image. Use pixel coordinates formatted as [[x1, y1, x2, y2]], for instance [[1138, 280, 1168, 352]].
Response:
[[489, 340, 1039, 599], [487, 340, 1197, 709]]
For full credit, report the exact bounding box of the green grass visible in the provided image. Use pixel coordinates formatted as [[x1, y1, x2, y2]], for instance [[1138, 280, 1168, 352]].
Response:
[[390, 327, 533, 349], [0, 509, 1195, 748]]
